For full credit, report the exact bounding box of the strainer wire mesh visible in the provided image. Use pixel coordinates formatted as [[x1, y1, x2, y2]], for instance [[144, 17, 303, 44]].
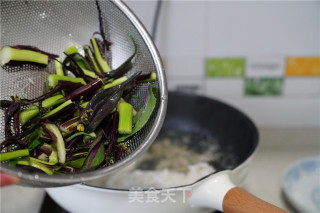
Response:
[[0, 0, 166, 187]]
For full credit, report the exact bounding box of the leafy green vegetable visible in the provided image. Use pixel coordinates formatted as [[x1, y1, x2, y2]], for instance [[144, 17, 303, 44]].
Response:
[[28, 138, 42, 151], [26, 128, 42, 141], [44, 81, 52, 94], [9, 158, 20, 167], [81, 142, 105, 170], [66, 153, 87, 168], [49, 150, 58, 165], [27, 128, 46, 151]]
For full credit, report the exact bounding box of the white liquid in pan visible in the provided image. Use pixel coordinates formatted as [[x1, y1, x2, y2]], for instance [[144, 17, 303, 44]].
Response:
[[88, 133, 223, 189], [105, 161, 215, 189]]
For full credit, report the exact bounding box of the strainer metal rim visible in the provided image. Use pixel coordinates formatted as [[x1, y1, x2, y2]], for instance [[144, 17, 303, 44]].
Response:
[[0, 0, 168, 187]]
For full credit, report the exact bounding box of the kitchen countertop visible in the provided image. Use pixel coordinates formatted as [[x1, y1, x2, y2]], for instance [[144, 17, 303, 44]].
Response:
[[243, 127, 319, 212], [1, 127, 319, 213]]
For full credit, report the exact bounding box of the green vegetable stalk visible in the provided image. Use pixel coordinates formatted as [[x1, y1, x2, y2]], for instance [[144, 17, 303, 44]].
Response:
[[37, 153, 49, 162], [103, 76, 128, 90], [42, 123, 66, 164], [47, 74, 86, 88], [65, 45, 79, 55], [59, 117, 79, 135], [0, 46, 49, 66], [91, 37, 111, 73], [0, 149, 29, 161], [66, 132, 96, 143], [49, 150, 58, 165], [16, 159, 54, 175], [42, 100, 73, 119], [19, 95, 65, 125], [84, 45, 101, 74], [118, 102, 133, 135], [117, 85, 157, 142], [30, 156, 56, 166], [54, 58, 64, 76], [65, 46, 98, 79]]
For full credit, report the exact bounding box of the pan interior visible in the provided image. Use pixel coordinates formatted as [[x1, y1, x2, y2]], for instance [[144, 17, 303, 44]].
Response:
[[135, 128, 238, 172], [86, 91, 258, 190]]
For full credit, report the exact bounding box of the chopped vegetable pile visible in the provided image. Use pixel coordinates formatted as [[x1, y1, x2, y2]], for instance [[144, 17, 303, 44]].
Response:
[[0, 0, 157, 175]]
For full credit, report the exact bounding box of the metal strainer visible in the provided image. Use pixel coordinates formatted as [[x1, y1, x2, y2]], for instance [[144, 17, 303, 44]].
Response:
[[0, 0, 167, 187]]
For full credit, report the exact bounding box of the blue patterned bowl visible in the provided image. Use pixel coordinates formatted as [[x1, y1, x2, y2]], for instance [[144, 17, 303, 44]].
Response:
[[283, 156, 320, 213]]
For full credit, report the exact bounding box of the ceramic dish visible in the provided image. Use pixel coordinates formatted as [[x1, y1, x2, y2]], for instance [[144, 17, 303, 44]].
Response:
[[282, 156, 320, 213]]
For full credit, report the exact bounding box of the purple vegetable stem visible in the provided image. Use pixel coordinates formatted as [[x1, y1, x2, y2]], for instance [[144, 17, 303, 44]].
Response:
[[87, 142, 101, 168], [64, 78, 103, 101], [13, 109, 20, 135], [105, 111, 119, 156], [66, 136, 81, 149], [28, 81, 83, 104], [69, 142, 93, 154], [66, 153, 87, 162], [1, 124, 39, 150], [4, 97, 20, 139], [44, 103, 76, 121]]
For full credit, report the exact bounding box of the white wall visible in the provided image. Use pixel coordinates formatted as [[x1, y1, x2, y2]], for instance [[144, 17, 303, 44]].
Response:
[[125, 0, 320, 127]]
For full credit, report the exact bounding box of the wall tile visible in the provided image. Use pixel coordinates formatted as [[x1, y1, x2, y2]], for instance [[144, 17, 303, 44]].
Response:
[[124, 1, 320, 127], [165, 57, 204, 78], [156, 1, 206, 58], [246, 56, 285, 78], [284, 78, 320, 97], [204, 79, 244, 98], [206, 58, 245, 77], [124, 0, 158, 34], [203, 95, 320, 127], [286, 57, 320, 76], [245, 78, 283, 96], [206, 1, 320, 56], [168, 77, 203, 95]]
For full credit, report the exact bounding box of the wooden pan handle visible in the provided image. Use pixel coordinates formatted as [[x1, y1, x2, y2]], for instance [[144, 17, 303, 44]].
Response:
[[223, 187, 288, 213]]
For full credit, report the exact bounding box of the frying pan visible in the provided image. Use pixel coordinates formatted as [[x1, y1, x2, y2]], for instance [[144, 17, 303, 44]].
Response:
[[46, 91, 287, 212]]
